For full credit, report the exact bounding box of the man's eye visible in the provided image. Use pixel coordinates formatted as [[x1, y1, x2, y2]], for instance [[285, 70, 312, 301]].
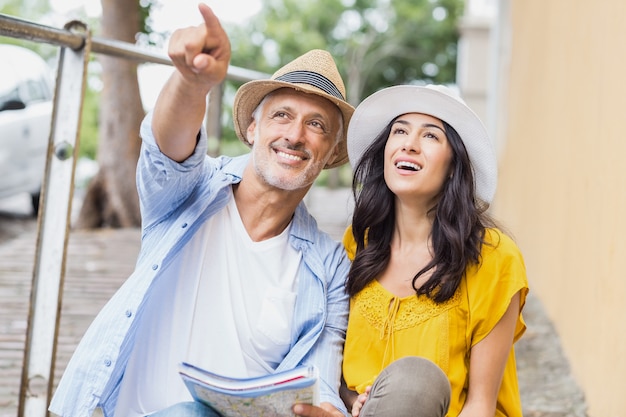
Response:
[[269, 111, 288, 120], [309, 121, 327, 133]]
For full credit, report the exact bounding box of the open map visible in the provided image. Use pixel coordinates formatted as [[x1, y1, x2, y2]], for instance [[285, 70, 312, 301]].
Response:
[[179, 362, 319, 417]]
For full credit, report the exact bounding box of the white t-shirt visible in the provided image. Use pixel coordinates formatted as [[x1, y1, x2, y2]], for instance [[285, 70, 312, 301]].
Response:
[[115, 190, 302, 417]]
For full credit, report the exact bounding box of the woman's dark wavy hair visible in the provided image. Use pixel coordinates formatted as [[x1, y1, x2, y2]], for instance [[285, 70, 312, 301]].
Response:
[[347, 117, 496, 303]]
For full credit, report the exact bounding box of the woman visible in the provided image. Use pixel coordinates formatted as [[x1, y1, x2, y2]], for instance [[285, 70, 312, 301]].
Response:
[[340, 85, 528, 417]]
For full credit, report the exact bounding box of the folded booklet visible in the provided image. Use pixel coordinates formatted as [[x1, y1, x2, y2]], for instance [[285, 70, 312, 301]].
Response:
[[178, 362, 319, 417]]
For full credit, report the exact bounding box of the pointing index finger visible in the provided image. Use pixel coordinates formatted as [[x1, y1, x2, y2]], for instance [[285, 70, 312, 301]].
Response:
[[198, 3, 220, 31], [196, 3, 230, 56]]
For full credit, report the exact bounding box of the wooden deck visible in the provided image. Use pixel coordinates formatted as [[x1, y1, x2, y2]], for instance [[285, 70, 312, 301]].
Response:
[[0, 227, 140, 417]]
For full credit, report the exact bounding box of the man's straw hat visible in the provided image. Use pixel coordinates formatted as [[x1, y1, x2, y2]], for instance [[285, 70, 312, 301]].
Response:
[[232, 49, 354, 169]]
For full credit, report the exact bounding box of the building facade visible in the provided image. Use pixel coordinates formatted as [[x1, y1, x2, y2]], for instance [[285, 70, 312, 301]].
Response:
[[459, 0, 626, 415]]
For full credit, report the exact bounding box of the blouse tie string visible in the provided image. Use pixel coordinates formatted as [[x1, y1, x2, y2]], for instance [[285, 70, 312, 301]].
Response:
[[379, 296, 401, 369]]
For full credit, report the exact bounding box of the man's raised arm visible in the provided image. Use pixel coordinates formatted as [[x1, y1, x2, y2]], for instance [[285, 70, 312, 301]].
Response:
[[152, 3, 231, 162]]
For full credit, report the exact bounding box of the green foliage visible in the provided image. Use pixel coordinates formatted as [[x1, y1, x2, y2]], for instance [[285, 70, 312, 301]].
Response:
[[314, 164, 354, 187], [137, 0, 167, 47], [220, 0, 465, 166], [3, 0, 464, 171], [79, 85, 100, 160], [0, 0, 48, 19], [227, 0, 465, 103], [363, 0, 464, 90], [0, 0, 56, 59]]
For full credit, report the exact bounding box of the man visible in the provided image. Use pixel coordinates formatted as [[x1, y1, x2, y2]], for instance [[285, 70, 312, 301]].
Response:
[[49, 4, 353, 417]]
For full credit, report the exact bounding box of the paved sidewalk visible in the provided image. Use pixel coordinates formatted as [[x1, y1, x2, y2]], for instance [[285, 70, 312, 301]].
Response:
[[0, 187, 587, 416]]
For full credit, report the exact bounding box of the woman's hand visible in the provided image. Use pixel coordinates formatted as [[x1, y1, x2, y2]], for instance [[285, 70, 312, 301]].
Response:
[[350, 386, 371, 417]]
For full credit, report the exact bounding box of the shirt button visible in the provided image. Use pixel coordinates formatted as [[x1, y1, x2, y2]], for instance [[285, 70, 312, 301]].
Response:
[[125, 310, 132, 318], [104, 359, 112, 367], [152, 264, 159, 270], [181, 222, 188, 228]]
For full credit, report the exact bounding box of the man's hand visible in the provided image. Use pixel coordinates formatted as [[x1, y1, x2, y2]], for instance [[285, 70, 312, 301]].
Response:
[[293, 401, 346, 417], [167, 3, 231, 95], [152, 3, 231, 161]]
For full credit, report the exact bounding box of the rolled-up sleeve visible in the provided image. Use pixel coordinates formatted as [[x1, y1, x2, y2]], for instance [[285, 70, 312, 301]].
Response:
[[136, 111, 211, 231]]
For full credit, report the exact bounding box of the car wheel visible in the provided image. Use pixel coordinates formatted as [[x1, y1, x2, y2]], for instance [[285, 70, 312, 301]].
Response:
[[30, 191, 40, 217]]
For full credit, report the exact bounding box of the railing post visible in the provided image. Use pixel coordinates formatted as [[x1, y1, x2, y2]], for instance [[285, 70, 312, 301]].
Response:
[[18, 20, 91, 417], [206, 81, 225, 157]]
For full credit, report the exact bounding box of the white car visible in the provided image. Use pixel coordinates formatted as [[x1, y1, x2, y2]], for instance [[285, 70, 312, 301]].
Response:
[[0, 44, 54, 215]]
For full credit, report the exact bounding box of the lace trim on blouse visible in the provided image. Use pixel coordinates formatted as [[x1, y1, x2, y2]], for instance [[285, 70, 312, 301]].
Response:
[[354, 281, 462, 369], [354, 281, 461, 332]]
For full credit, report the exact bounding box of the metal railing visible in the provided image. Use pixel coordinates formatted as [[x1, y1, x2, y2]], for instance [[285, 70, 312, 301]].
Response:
[[0, 13, 268, 417]]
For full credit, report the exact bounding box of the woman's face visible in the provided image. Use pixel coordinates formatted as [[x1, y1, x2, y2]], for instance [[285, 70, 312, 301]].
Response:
[[383, 113, 453, 206]]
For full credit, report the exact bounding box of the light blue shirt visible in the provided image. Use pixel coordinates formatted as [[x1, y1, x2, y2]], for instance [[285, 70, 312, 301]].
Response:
[[49, 112, 350, 417]]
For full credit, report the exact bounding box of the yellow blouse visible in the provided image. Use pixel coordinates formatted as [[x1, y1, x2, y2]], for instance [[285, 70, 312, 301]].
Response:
[[342, 227, 528, 417]]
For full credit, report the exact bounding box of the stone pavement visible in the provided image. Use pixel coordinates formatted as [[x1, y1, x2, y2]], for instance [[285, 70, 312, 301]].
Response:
[[0, 186, 588, 416]]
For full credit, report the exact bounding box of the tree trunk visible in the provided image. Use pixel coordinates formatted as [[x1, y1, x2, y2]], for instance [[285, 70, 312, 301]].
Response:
[[75, 0, 143, 228]]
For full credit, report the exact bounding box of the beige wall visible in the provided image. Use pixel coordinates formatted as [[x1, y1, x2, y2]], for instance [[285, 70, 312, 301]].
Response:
[[492, 1, 626, 415]]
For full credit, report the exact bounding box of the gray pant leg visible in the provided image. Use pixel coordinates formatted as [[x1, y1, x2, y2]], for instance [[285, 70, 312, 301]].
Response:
[[359, 356, 451, 417]]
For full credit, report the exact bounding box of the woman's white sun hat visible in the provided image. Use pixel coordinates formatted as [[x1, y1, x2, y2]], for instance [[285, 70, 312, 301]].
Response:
[[347, 84, 497, 205]]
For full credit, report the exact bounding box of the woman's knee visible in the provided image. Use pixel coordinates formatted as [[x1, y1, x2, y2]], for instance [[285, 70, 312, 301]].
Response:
[[394, 356, 450, 394], [361, 357, 451, 417]]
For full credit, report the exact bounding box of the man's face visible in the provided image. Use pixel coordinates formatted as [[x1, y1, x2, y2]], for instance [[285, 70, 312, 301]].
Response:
[[245, 88, 341, 191]]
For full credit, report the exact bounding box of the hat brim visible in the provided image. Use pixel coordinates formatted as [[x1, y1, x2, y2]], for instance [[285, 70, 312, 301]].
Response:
[[347, 85, 497, 204], [233, 79, 354, 169]]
